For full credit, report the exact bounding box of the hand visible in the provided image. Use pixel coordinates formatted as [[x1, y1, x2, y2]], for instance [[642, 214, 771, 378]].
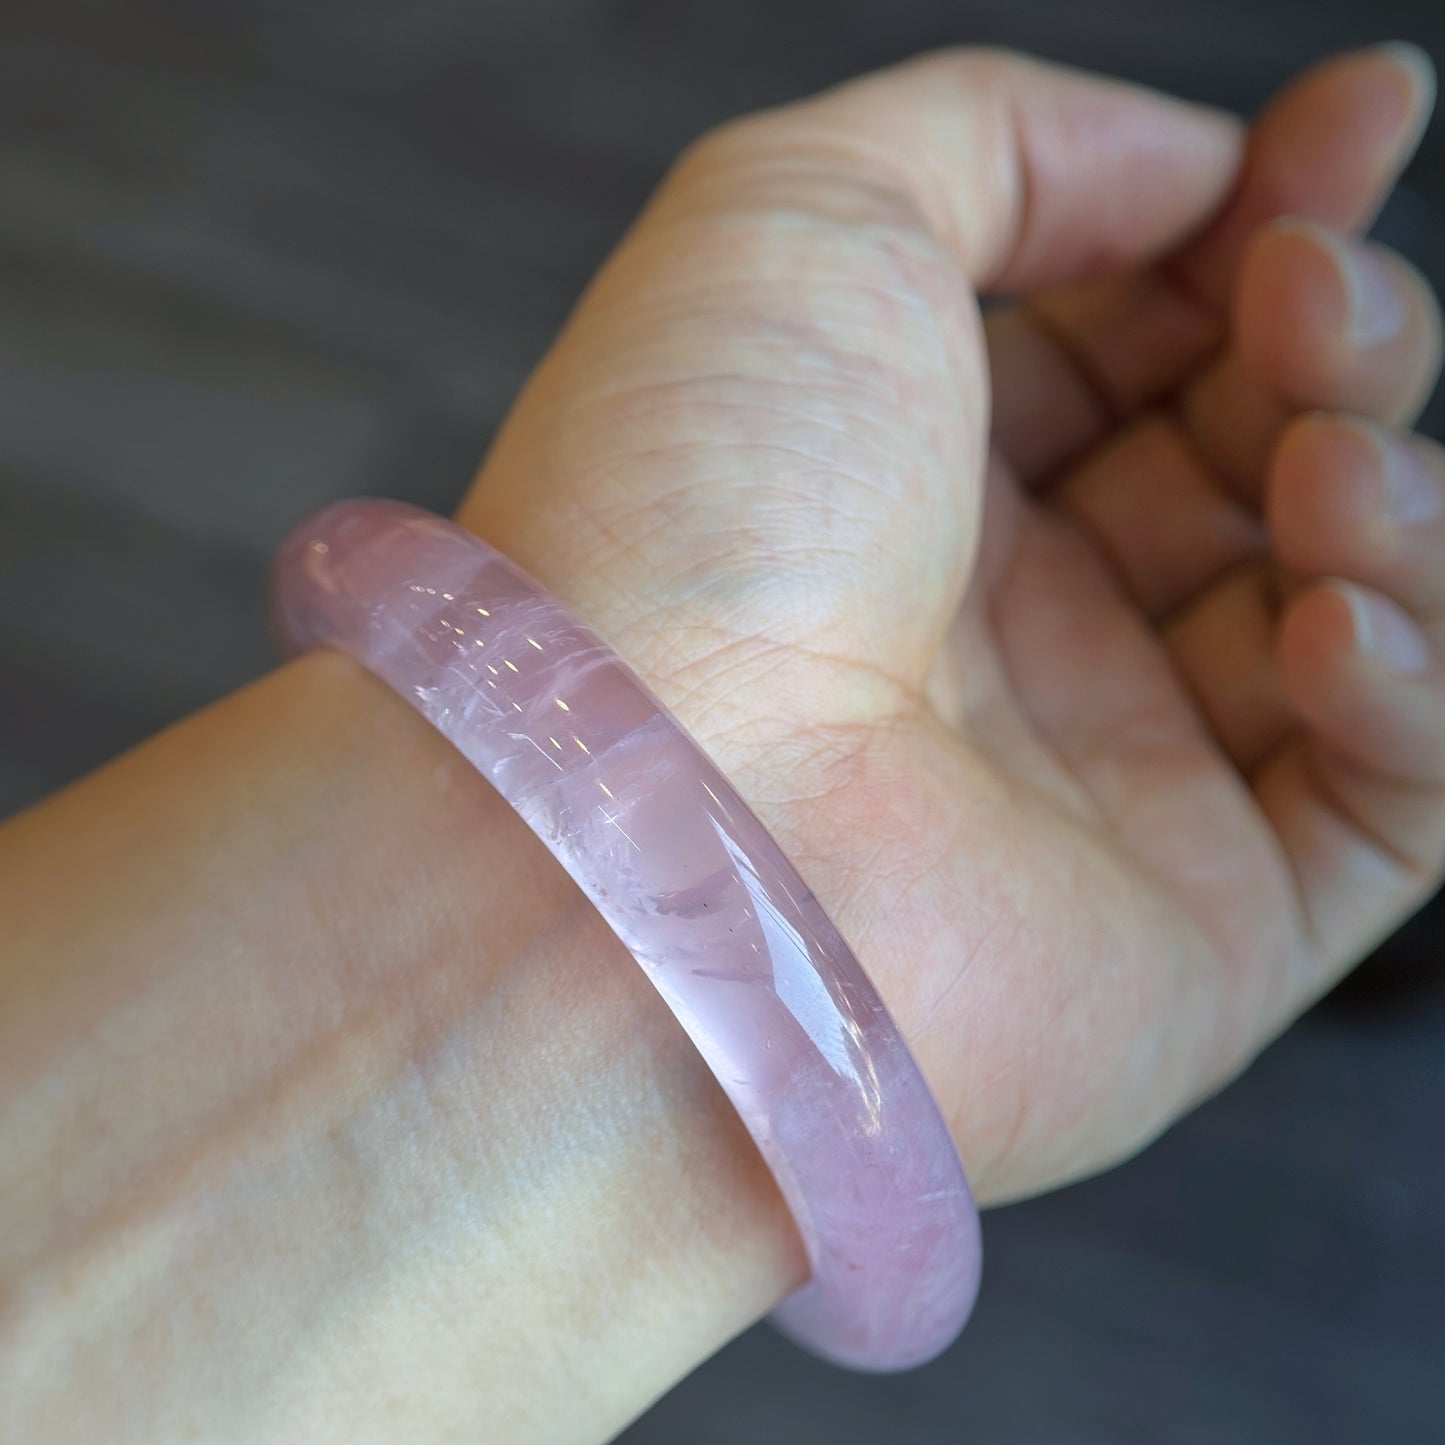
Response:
[[457, 45, 1443, 1204]]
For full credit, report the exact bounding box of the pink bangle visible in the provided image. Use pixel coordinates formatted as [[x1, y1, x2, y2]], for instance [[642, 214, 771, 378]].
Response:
[[270, 499, 981, 1370]]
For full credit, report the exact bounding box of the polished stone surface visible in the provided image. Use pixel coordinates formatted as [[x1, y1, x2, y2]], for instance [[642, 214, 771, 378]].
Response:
[[272, 498, 982, 1370]]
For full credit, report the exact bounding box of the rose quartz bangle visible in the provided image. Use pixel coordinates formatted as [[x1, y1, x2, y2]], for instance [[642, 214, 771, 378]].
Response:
[[270, 499, 981, 1370]]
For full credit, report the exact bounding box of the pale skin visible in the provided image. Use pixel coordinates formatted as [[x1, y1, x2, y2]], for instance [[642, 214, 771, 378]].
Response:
[[1, 43, 1442, 1445]]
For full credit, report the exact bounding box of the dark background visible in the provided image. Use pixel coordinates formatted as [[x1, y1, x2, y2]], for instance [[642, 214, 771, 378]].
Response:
[[2, 3, 1442, 1441]]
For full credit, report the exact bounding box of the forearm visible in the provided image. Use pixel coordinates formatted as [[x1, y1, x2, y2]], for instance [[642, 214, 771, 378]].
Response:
[[0, 650, 803, 1444]]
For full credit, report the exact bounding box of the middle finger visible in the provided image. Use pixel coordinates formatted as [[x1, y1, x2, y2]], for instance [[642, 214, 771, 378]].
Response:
[[1180, 221, 1443, 503]]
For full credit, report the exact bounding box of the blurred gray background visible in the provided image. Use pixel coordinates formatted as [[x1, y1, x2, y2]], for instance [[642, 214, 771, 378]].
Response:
[[2, 3, 1442, 1441]]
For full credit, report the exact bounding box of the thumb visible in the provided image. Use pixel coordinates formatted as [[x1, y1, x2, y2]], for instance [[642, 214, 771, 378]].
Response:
[[458, 50, 1243, 708], [688, 48, 1244, 293]]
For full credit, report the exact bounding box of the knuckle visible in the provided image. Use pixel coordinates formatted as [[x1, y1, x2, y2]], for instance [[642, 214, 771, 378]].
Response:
[[670, 116, 933, 241], [903, 43, 1034, 87], [667, 111, 768, 185], [662, 44, 1021, 250]]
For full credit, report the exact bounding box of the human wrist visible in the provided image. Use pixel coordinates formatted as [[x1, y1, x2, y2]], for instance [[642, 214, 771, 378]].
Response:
[[0, 647, 802, 1444]]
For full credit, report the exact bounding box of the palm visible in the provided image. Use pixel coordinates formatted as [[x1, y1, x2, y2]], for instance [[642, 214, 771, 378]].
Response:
[[933, 437, 1306, 1196], [461, 48, 1442, 1203]]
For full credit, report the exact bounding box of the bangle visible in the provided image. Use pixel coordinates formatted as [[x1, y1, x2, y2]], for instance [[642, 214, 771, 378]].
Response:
[[270, 499, 981, 1371]]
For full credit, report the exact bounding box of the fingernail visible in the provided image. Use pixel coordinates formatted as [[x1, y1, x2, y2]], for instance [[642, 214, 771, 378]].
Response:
[[1375, 41, 1438, 115], [1381, 435, 1443, 526], [1343, 239, 1411, 347], [1343, 585, 1432, 675], [1373, 42, 1438, 149]]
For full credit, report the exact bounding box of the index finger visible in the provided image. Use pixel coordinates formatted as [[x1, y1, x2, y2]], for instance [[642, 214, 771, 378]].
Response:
[[1169, 42, 1435, 309]]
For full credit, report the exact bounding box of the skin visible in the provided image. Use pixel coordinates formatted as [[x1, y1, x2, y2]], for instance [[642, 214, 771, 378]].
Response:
[[1, 43, 1442, 1445]]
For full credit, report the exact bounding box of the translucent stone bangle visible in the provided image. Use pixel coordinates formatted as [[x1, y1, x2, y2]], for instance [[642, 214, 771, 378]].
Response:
[[270, 499, 981, 1371]]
